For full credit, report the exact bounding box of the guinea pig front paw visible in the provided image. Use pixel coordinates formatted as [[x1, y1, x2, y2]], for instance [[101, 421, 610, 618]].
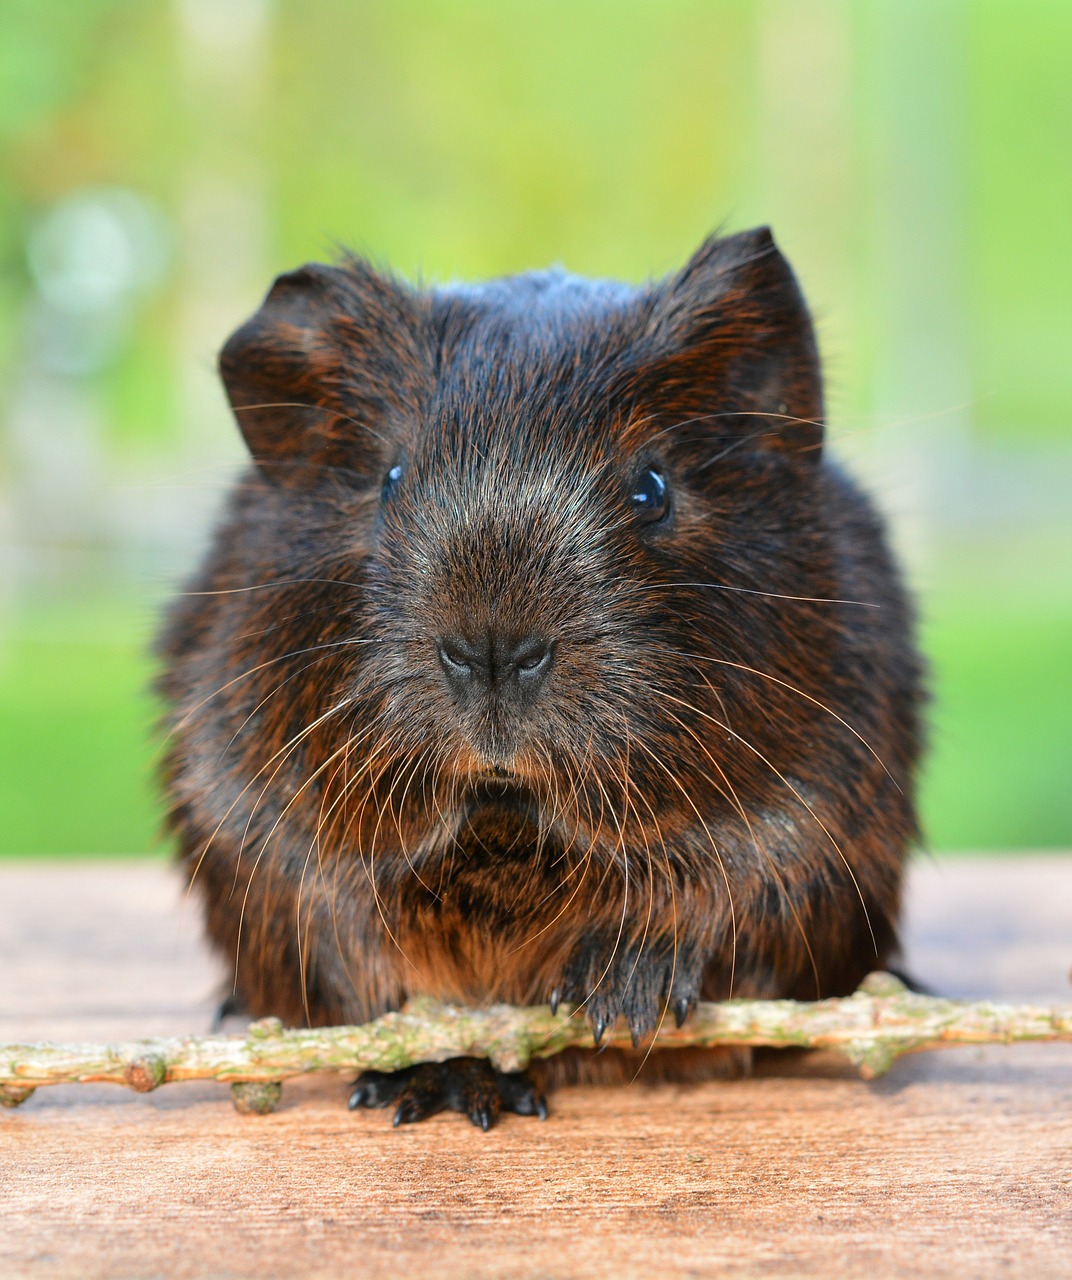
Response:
[[554, 938, 703, 1047], [348, 1057, 547, 1130]]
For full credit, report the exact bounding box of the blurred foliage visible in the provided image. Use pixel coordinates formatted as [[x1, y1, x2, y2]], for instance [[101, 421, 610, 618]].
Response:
[[922, 601, 1072, 850], [0, 0, 1069, 853], [4, 0, 1071, 440], [0, 601, 161, 857]]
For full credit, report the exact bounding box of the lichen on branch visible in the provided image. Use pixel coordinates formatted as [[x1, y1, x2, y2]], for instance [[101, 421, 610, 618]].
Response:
[[2, 973, 1069, 1113]]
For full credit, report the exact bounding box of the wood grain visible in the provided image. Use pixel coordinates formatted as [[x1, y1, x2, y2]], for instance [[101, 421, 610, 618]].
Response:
[[2, 856, 1071, 1279]]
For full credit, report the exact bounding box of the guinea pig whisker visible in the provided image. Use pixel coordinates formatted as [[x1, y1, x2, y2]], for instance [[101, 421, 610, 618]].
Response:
[[165, 637, 378, 747], [321, 728, 365, 1003], [372, 745, 432, 873], [429, 746, 475, 867], [695, 412, 827, 472], [502, 756, 603, 956], [680, 679, 877, 958], [622, 774, 679, 1078], [182, 692, 358, 914], [637, 581, 880, 609], [343, 729, 409, 851], [530, 749, 553, 854], [543, 736, 595, 866], [436, 758, 466, 898], [671, 649, 902, 795], [569, 772, 631, 1029], [622, 406, 827, 470], [647, 708, 744, 819], [180, 576, 368, 598], [295, 825, 322, 1027], [387, 746, 439, 896], [232, 609, 374, 643], [345, 733, 421, 976], [430, 753, 472, 894], [229, 694, 369, 884], [588, 782, 625, 902], [522, 747, 603, 943], [359, 770, 402, 963], [215, 652, 347, 767], [645, 802, 675, 954], [629, 732, 738, 997], [420, 743, 449, 826], [581, 741, 614, 866], [236, 724, 370, 999], [658, 700, 822, 999], [615, 719, 660, 1038], [634, 407, 809, 452], [532, 742, 575, 849], [315, 709, 396, 865], [229, 400, 394, 449]]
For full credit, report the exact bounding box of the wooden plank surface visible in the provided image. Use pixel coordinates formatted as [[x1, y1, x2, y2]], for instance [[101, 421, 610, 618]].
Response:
[[2, 856, 1071, 1279]]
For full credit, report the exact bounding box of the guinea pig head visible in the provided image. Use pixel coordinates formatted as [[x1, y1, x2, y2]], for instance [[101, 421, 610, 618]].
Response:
[[217, 228, 826, 859]]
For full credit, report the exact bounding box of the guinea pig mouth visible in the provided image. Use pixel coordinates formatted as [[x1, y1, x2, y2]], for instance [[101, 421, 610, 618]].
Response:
[[464, 776, 538, 822]]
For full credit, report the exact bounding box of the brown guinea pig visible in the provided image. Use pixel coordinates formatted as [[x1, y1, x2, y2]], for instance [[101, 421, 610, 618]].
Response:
[[157, 227, 924, 1128]]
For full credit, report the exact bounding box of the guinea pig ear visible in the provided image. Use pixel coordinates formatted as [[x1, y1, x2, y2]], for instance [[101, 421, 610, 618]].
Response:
[[219, 260, 426, 484], [640, 227, 824, 459]]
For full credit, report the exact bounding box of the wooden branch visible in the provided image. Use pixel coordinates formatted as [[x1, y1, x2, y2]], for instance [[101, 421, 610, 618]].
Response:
[[2, 973, 1069, 1113]]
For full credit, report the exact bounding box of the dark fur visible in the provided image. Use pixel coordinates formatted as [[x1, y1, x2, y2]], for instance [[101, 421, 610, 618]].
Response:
[[157, 228, 924, 1117]]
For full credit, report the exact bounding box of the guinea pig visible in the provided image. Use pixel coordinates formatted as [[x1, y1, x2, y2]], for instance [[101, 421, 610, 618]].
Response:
[[157, 226, 924, 1128]]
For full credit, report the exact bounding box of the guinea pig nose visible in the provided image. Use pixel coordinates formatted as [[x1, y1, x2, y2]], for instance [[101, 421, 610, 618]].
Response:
[[436, 632, 553, 698], [437, 635, 488, 685], [501, 636, 554, 687]]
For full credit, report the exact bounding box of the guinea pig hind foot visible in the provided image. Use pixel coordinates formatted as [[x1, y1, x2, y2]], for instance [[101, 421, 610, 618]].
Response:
[[348, 1057, 548, 1130]]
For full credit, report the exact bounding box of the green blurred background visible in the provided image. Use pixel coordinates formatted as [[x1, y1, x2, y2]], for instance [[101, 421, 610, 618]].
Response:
[[1, 0, 1069, 856]]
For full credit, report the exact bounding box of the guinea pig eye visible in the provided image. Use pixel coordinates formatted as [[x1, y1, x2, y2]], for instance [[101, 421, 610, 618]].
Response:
[[631, 468, 670, 524], [381, 463, 403, 503]]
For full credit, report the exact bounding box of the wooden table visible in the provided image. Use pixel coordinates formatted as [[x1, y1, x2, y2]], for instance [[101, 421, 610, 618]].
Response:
[[3, 857, 1071, 1278]]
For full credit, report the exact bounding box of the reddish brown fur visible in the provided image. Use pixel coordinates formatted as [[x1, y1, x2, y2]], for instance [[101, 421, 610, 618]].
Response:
[[157, 228, 924, 1098]]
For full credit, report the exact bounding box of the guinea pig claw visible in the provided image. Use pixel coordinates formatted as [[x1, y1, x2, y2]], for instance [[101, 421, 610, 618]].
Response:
[[674, 996, 692, 1029], [497, 1070, 547, 1120], [348, 1069, 399, 1111], [549, 988, 560, 1016], [471, 1105, 495, 1132], [211, 991, 247, 1032], [592, 1015, 607, 1048], [393, 1095, 434, 1127]]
